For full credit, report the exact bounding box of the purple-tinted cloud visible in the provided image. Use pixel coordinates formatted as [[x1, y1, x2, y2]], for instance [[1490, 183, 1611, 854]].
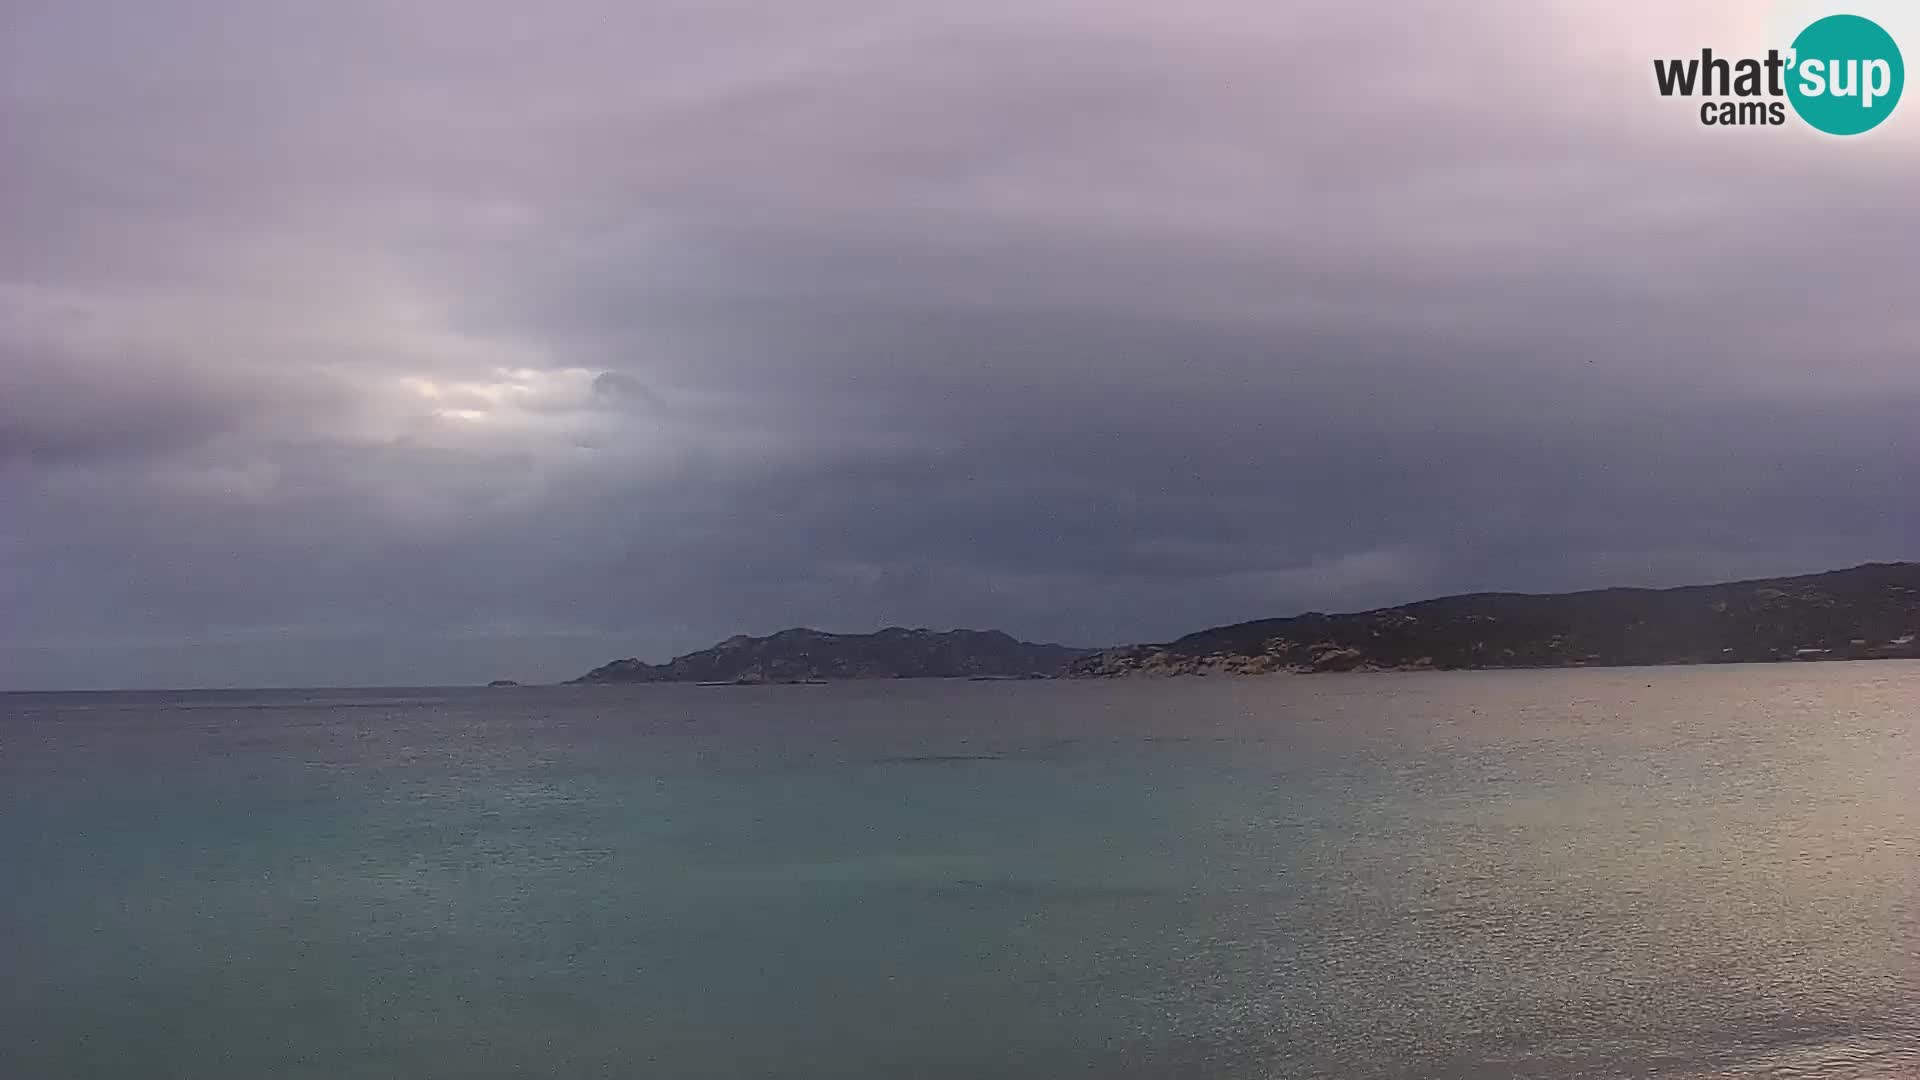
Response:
[[1, 0, 1917, 686]]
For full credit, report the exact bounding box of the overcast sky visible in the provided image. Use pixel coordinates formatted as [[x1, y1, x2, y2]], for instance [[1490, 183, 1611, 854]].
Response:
[[3, 0, 1917, 688]]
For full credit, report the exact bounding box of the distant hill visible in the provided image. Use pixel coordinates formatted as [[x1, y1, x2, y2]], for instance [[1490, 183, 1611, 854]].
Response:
[[573, 627, 1094, 684], [1070, 562, 1920, 677]]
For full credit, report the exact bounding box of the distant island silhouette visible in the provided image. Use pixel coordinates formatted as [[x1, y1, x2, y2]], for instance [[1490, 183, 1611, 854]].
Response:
[[571, 562, 1920, 683], [573, 627, 1089, 685]]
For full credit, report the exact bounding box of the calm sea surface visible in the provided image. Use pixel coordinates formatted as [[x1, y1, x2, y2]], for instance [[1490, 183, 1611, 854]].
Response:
[[2, 665, 1916, 1079]]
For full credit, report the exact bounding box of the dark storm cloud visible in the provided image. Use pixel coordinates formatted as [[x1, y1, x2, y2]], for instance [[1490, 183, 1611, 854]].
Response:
[[2, 0, 1917, 687]]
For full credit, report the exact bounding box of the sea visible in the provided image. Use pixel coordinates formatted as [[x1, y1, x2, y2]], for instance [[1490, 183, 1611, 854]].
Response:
[[2, 664, 1916, 1079]]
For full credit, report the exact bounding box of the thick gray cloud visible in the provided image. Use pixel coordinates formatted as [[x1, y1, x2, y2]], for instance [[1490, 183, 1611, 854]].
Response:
[[2, 0, 1917, 688]]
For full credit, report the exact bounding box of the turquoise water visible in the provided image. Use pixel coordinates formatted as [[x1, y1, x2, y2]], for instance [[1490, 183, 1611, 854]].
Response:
[[3, 666, 1917, 1078]]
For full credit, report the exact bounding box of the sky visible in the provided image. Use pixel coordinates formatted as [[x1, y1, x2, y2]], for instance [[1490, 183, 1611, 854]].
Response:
[[2, 0, 1917, 689]]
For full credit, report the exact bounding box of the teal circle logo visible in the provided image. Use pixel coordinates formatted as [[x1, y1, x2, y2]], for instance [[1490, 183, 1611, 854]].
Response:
[[1787, 15, 1904, 135]]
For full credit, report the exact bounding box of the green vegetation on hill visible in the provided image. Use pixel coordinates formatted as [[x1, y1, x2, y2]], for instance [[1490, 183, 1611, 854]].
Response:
[[572, 563, 1920, 684], [1070, 562, 1920, 676]]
